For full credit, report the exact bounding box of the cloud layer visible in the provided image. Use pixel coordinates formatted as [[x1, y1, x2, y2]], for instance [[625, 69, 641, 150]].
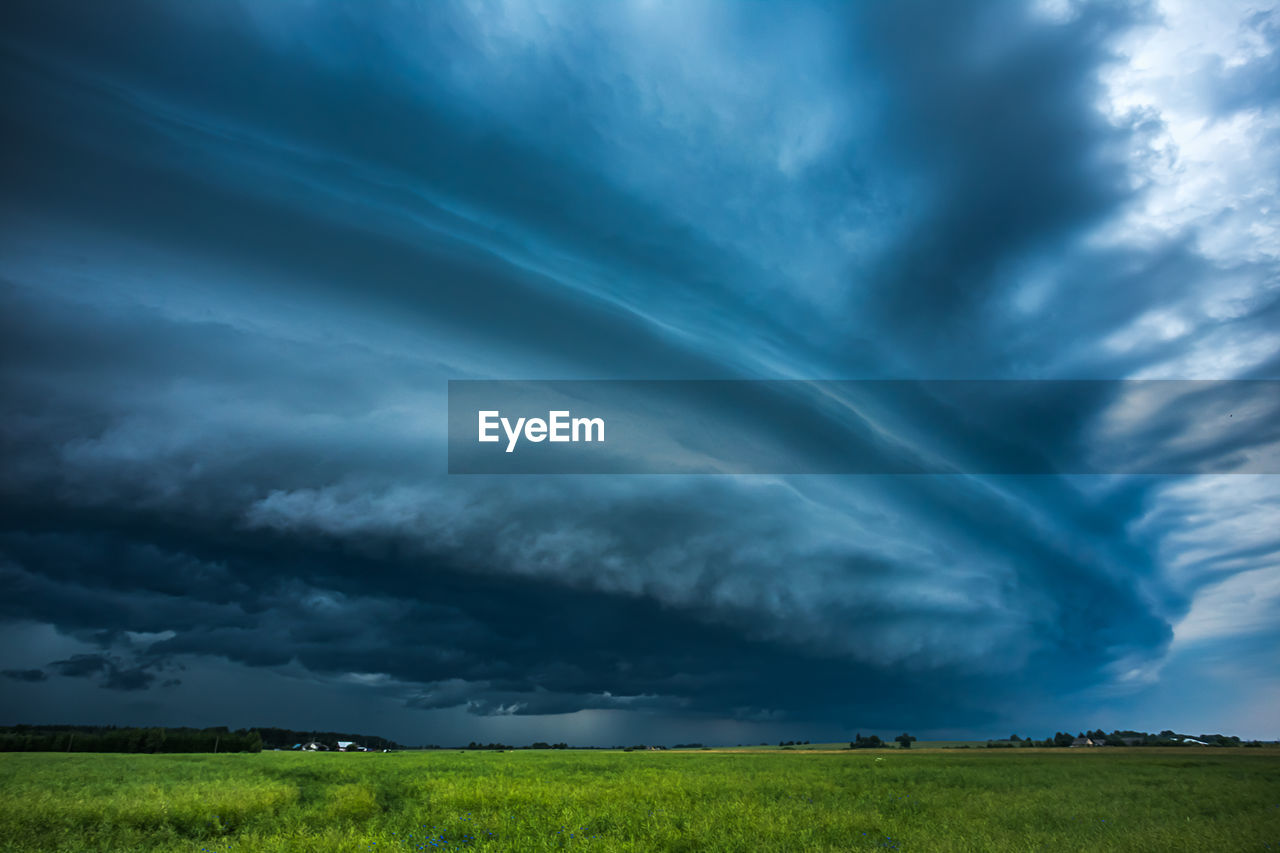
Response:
[[1, 0, 1277, 741]]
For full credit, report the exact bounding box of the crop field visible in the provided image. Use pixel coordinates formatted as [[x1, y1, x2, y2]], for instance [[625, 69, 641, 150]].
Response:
[[1, 749, 1278, 852]]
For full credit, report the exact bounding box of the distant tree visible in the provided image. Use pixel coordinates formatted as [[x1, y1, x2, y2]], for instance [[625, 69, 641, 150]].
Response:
[[0, 726, 260, 754], [895, 733, 916, 749], [1009, 734, 1021, 742]]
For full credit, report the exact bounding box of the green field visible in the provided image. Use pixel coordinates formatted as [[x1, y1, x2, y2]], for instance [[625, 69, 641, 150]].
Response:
[[1, 749, 1278, 852]]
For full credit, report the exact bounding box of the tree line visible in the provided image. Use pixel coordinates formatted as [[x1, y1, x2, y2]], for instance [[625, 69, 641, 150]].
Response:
[[0, 725, 262, 753], [985, 729, 1263, 747], [849, 733, 917, 749]]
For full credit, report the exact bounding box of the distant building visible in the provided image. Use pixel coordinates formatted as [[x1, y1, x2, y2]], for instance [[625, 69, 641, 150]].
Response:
[[300, 740, 328, 751], [336, 741, 367, 751], [1070, 737, 1102, 747]]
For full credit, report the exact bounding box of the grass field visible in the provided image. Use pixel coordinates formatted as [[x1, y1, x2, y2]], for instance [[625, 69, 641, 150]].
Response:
[[1, 749, 1277, 852]]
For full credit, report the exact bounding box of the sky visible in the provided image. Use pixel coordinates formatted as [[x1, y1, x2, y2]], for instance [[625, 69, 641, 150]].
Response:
[[1, 0, 1278, 745]]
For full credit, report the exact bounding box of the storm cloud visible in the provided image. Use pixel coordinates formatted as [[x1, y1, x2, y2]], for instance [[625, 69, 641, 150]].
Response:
[[1, 0, 1277, 742]]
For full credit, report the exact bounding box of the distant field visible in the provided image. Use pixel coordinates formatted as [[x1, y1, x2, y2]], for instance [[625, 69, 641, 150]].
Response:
[[1, 749, 1277, 852]]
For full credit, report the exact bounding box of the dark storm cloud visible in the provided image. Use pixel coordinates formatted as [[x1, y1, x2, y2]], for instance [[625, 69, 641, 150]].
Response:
[[47, 655, 110, 679], [848, 1, 1141, 367], [0, 1, 805, 383], [1, 0, 1277, 740], [2, 669, 48, 683], [44, 652, 174, 691], [0, 407, 1169, 727], [0, 287, 1190, 718]]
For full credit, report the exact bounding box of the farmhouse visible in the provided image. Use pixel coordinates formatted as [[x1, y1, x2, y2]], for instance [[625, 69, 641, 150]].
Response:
[[1070, 737, 1102, 747], [299, 740, 328, 751]]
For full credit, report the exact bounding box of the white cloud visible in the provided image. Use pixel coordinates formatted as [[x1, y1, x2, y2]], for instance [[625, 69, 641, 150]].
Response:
[[1172, 564, 1280, 647], [1088, 0, 1280, 373]]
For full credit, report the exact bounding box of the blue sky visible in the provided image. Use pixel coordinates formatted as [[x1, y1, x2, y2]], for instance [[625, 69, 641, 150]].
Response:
[[1, 0, 1278, 744]]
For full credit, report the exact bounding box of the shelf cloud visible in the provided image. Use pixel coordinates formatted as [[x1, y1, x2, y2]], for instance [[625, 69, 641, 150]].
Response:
[[1, 0, 1277, 742]]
